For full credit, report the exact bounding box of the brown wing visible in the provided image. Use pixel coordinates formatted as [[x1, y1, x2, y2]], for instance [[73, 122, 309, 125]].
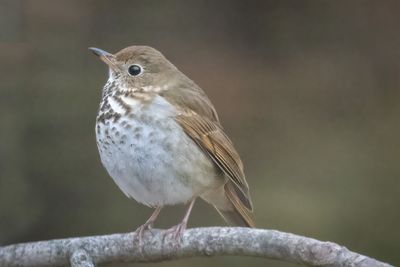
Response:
[[176, 112, 253, 211], [160, 79, 220, 122]]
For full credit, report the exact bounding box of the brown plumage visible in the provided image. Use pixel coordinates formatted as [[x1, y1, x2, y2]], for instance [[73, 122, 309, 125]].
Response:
[[90, 45, 255, 243], [176, 112, 254, 227]]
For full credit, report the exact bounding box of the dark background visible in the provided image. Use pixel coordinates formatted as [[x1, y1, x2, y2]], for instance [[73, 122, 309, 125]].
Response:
[[1, 1, 399, 266]]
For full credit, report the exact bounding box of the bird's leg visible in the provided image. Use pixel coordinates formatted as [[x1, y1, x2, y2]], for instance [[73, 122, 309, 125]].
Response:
[[135, 206, 162, 247], [165, 198, 196, 242]]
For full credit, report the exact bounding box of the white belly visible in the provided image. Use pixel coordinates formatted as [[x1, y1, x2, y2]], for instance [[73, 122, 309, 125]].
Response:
[[96, 95, 220, 207]]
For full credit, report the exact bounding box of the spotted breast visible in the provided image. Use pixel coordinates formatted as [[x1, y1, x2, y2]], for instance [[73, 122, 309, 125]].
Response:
[[95, 80, 220, 207]]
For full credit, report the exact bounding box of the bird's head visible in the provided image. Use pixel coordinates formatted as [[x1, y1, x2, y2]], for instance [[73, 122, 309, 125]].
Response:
[[89, 46, 179, 94]]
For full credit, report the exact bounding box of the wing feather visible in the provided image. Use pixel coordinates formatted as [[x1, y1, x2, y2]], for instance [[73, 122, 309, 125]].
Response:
[[176, 112, 253, 211]]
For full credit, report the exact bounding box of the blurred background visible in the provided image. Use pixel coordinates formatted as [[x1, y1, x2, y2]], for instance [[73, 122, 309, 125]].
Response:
[[1, 1, 399, 266]]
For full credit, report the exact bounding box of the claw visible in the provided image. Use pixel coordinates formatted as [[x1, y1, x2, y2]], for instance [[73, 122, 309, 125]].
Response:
[[164, 199, 196, 247], [135, 221, 154, 248], [165, 221, 187, 243], [133, 206, 162, 255]]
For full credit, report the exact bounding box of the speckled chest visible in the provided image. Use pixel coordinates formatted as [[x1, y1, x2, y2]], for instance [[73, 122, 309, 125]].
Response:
[[95, 91, 218, 206], [95, 93, 177, 164]]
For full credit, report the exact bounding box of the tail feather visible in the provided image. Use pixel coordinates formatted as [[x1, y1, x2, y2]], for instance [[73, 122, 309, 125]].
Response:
[[201, 182, 255, 228], [216, 182, 255, 228]]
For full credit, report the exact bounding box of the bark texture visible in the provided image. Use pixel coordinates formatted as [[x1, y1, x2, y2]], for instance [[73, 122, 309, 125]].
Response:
[[0, 227, 392, 267]]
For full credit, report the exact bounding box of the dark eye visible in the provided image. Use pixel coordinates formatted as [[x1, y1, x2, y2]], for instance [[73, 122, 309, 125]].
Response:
[[128, 64, 142, 76]]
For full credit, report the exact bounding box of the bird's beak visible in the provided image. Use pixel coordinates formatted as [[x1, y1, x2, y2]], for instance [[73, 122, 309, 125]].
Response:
[[88, 47, 118, 71]]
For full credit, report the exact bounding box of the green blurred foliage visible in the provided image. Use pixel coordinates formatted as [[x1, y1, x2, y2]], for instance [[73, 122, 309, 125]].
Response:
[[1, 1, 399, 266]]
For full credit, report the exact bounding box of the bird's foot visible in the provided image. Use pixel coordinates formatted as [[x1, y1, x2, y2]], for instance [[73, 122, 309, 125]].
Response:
[[164, 221, 187, 245], [133, 206, 162, 255], [163, 199, 194, 247], [134, 221, 154, 254]]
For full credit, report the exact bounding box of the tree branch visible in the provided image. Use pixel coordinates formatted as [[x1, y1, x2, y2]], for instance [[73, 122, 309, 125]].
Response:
[[70, 249, 94, 267], [0, 227, 392, 267]]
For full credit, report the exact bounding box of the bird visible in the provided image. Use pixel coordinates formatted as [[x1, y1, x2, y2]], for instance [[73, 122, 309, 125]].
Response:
[[89, 45, 255, 241]]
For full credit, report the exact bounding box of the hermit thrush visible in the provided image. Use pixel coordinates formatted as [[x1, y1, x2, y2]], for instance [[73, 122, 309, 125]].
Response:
[[89, 46, 255, 241]]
